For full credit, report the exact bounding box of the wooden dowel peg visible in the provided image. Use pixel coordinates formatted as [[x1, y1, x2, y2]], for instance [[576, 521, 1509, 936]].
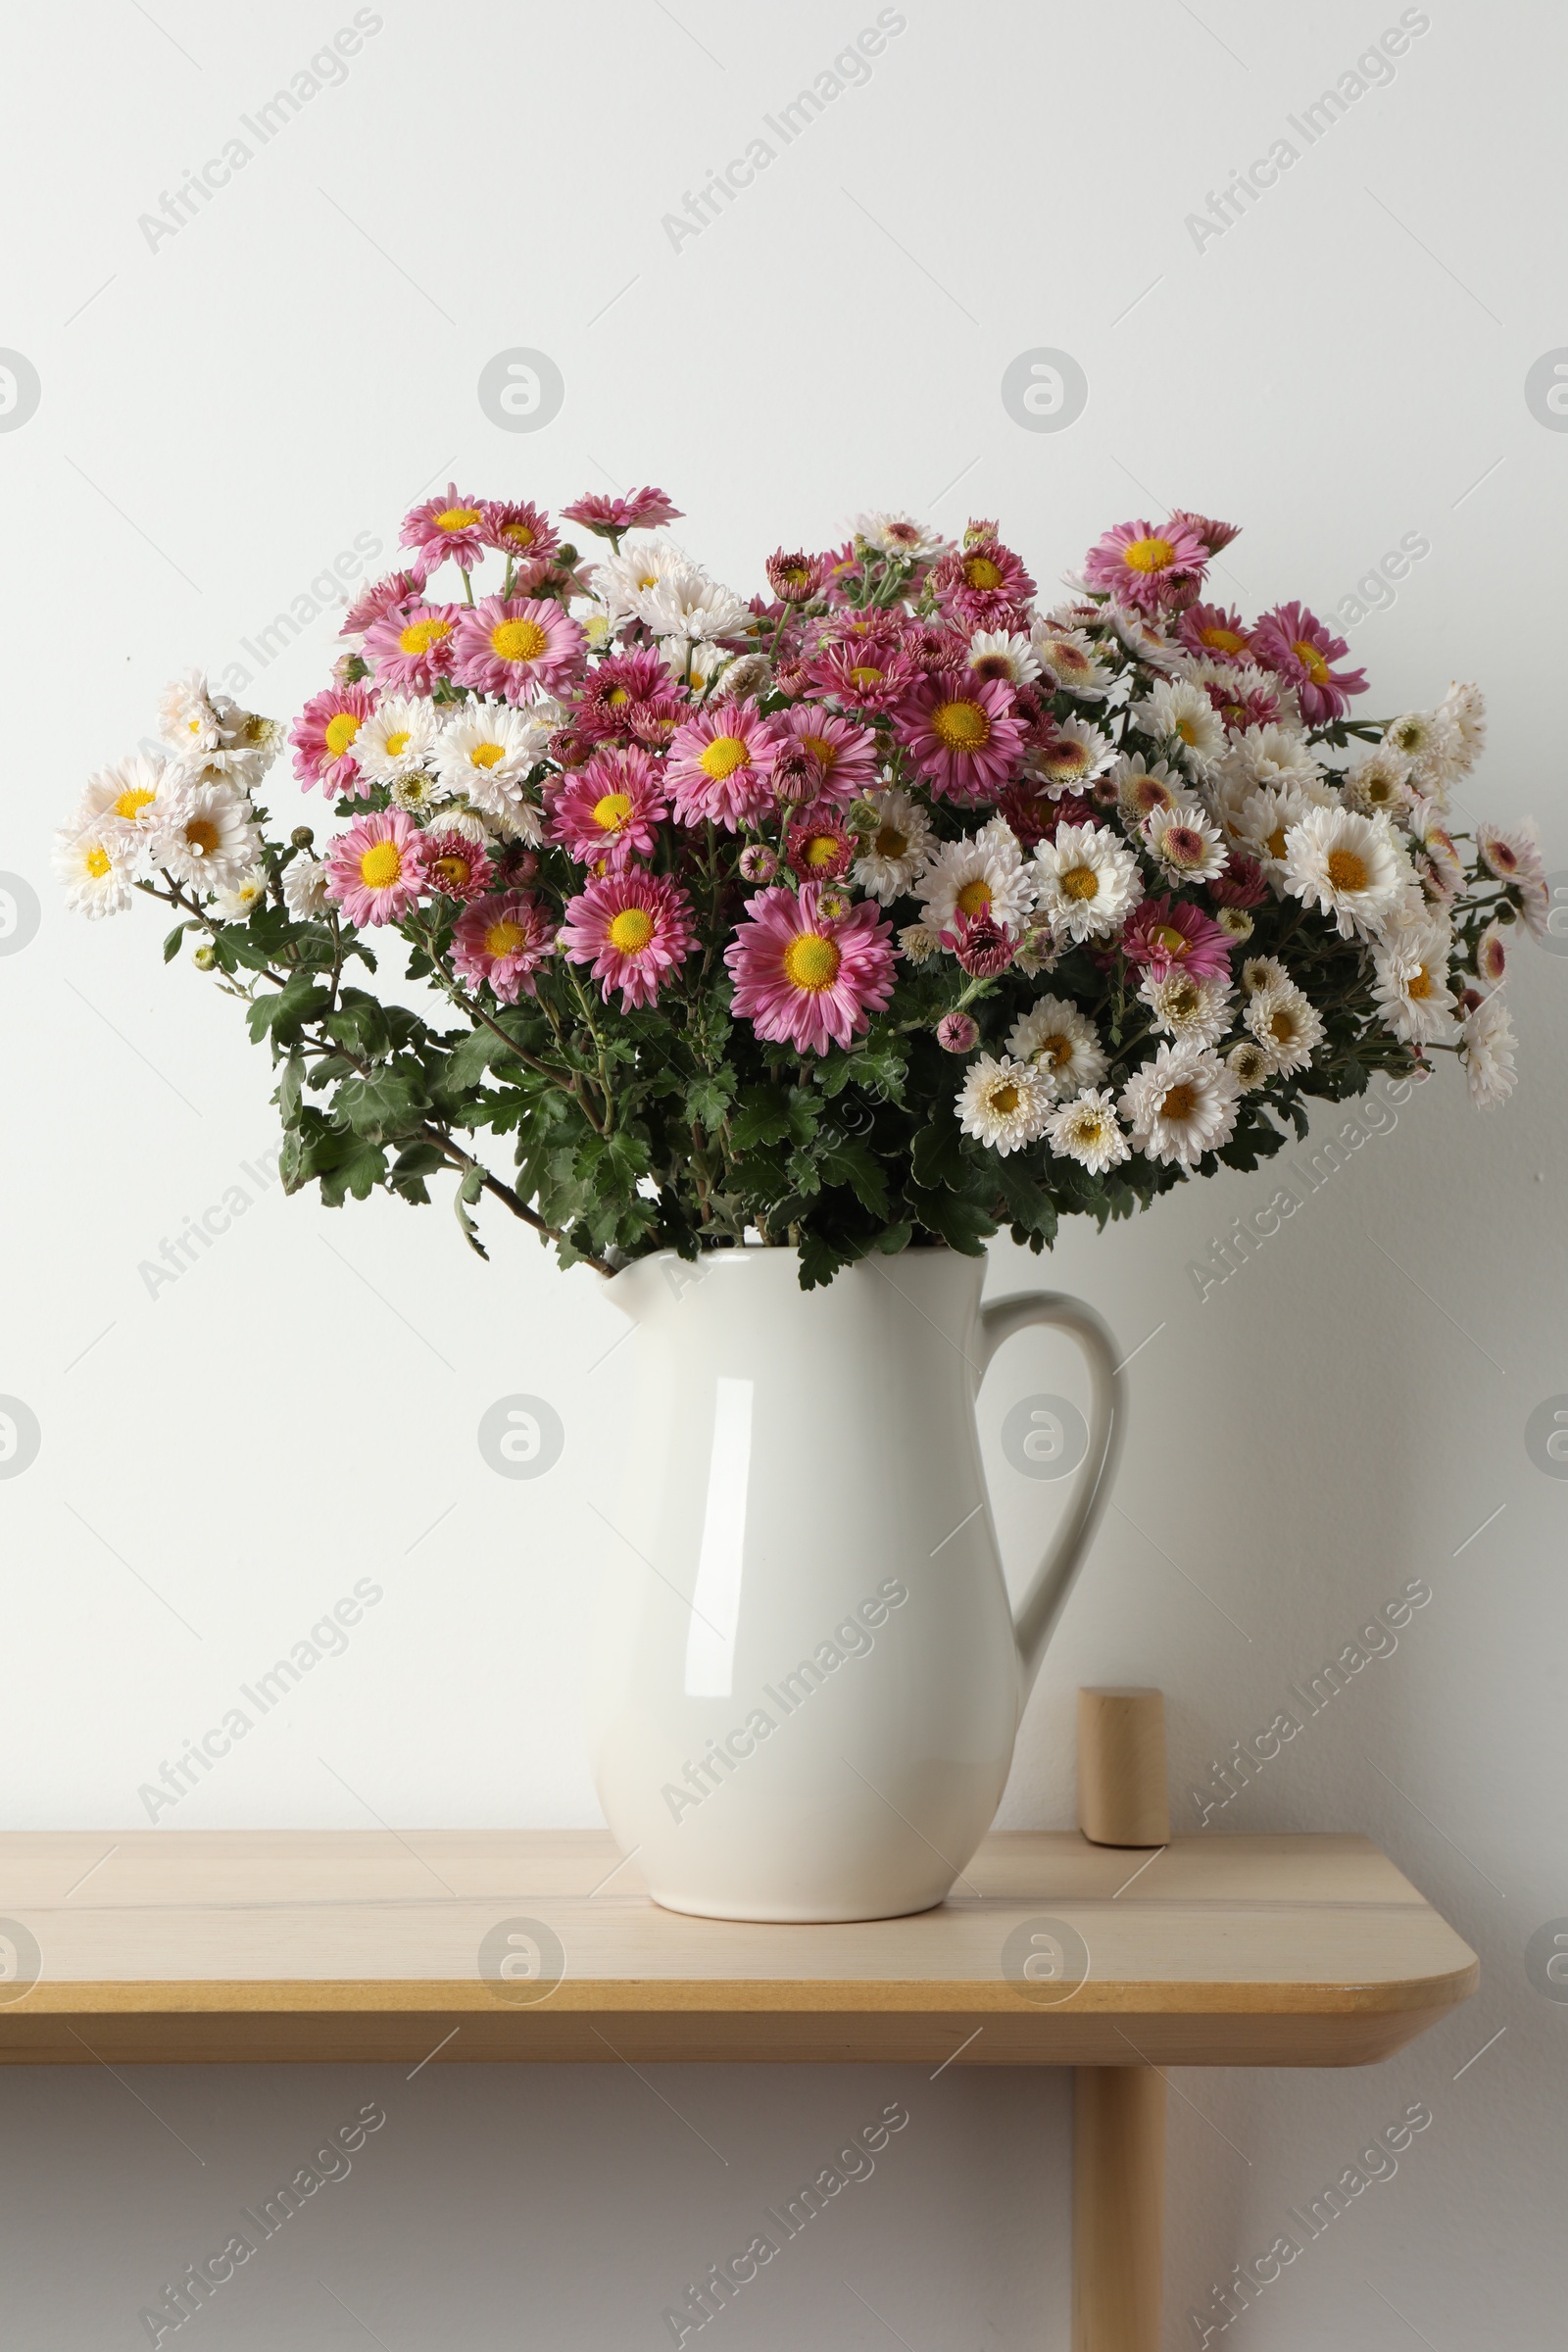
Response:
[[1077, 1688, 1170, 1848], [1073, 2065, 1166, 2352]]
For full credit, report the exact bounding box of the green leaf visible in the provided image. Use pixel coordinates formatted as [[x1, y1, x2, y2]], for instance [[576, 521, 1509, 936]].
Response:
[[318, 1139, 388, 1205], [331, 1060, 430, 1139], [163, 921, 193, 963], [276, 1052, 306, 1125], [730, 1085, 794, 1150], [910, 1108, 968, 1193], [687, 1067, 738, 1131], [908, 1187, 996, 1254], [816, 1135, 891, 1218]]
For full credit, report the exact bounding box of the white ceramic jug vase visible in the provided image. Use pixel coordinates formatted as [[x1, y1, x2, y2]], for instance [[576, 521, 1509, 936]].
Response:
[[588, 1247, 1122, 1921]]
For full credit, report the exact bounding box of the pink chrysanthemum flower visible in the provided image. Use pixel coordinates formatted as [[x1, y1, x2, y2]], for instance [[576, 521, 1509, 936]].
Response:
[[291, 683, 376, 797], [453, 596, 585, 704], [341, 566, 428, 638], [666, 704, 783, 830], [1202, 672, 1292, 733], [574, 647, 676, 731], [782, 705, 880, 805], [786, 804, 856, 883], [1250, 602, 1368, 723], [452, 891, 555, 1003], [725, 884, 897, 1056], [562, 869, 697, 1010], [1083, 516, 1211, 614], [1168, 510, 1241, 557], [1176, 604, 1252, 665], [1208, 856, 1269, 909], [480, 500, 560, 565], [895, 674, 1027, 806], [806, 638, 916, 713], [401, 484, 489, 572], [766, 549, 827, 604], [549, 747, 667, 869], [363, 603, 464, 694], [930, 536, 1037, 627], [1119, 894, 1233, 981], [324, 809, 429, 926], [941, 906, 1016, 976], [422, 830, 496, 903], [560, 486, 683, 537]]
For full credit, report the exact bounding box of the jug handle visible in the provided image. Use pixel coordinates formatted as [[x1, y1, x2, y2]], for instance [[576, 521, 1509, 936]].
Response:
[[976, 1292, 1125, 1700]]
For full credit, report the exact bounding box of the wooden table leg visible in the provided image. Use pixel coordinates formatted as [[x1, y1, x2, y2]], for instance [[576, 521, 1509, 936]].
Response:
[[1073, 1688, 1170, 2351]]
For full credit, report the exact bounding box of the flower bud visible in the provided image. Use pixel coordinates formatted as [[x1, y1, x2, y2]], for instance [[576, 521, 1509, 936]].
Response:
[[291, 825, 315, 849], [192, 944, 217, 970], [937, 1011, 979, 1054]]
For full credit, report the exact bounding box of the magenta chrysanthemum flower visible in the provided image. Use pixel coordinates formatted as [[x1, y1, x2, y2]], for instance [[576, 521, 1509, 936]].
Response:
[[1168, 509, 1241, 557], [929, 535, 1037, 627], [451, 596, 584, 704], [480, 499, 560, 565], [782, 705, 880, 805], [1250, 602, 1368, 723], [291, 683, 376, 797], [549, 747, 667, 869], [805, 638, 916, 713], [1083, 516, 1211, 614], [895, 674, 1027, 806], [560, 485, 683, 537], [1175, 603, 1252, 665], [400, 484, 489, 572], [785, 804, 855, 883], [724, 883, 897, 1056], [562, 869, 696, 1010], [1209, 857, 1269, 909], [1119, 894, 1233, 981], [324, 809, 429, 926], [422, 829, 496, 903], [666, 704, 782, 830], [341, 566, 428, 638], [363, 603, 464, 694], [452, 891, 555, 1003], [941, 906, 1016, 976]]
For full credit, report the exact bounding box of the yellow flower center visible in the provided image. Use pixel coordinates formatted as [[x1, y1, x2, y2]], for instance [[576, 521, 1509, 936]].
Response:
[[360, 842, 403, 888], [804, 834, 841, 868], [1159, 1082, 1197, 1121], [1166, 980, 1200, 1019], [1071, 1112, 1105, 1147], [1037, 1033, 1072, 1070], [502, 519, 536, 549], [184, 817, 220, 856], [399, 617, 453, 656], [609, 906, 656, 954], [931, 699, 990, 752], [989, 1082, 1019, 1115], [698, 734, 750, 782], [1201, 624, 1248, 653], [1407, 966, 1434, 1001], [86, 845, 111, 878], [874, 824, 907, 859], [384, 729, 411, 758], [1270, 1007, 1300, 1042], [1060, 865, 1100, 902], [436, 506, 482, 532], [850, 663, 884, 689], [1045, 740, 1089, 775], [113, 786, 157, 819], [964, 556, 1004, 590], [1175, 717, 1199, 746], [468, 741, 507, 770], [1266, 825, 1288, 859], [956, 877, 993, 917], [484, 919, 526, 957], [593, 791, 634, 833], [1293, 640, 1331, 685], [802, 733, 838, 768], [491, 617, 550, 662], [324, 711, 362, 759], [783, 932, 841, 991], [1326, 847, 1369, 893], [432, 854, 472, 890], [607, 686, 630, 707], [1123, 535, 1175, 573]]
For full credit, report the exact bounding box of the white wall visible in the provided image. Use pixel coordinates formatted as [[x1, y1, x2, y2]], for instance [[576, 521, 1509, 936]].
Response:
[[2, 2, 1564, 2343]]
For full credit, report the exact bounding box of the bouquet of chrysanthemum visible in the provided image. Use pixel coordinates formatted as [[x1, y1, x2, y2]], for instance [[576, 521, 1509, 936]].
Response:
[[60, 484, 1542, 1285]]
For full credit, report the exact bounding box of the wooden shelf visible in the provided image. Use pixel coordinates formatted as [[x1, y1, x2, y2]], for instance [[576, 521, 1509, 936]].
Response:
[[0, 1828, 1476, 2068]]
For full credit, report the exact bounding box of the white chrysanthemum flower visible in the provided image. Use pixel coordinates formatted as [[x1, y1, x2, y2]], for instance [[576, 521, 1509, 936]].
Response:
[[854, 511, 948, 562], [956, 1054, 1053, 1155], [967, 628, 1041, 686], [78, 752, 172, 863], [1103, 605, 1179, 668], [159, 669, 221, 754], [390, 771, 454, 818], [1114, 753, 1182, 826], [436, 705, 546, 833], [1012, 923, 1061, 979], [1475, 919, 1510, 990], [1214, 905, 1253, 943], [435, 806, 491, 846], [1439, 680, 1486, 768], [680, 637, 729, 691], [1213, 723, 1326, 828], [1119, 1043, 1241, 1168], [1244, 979, 1325, 1074], [1132, 678, 1226, 770], [853, 787, 933, 904], [918, 817, 1036, 940], [283, 854, 330, 918], [1460, 992, 1517, 1108], [1144, 798, 1229, 884], [1281, 806, 1412, 940], [592, 536, 690, 619], [639, 569, 752, 642], [1005, 996, 1108, 1099], [1382, 709, 1466, 801], [1371, 915, 1457, 1046], [1226, 1039, 1271, 1089], [1406, 795, 1464, 899], [1045, 1087, 1132, 1173], [569, 599, 617, 652], [1033, 713, 1115, 795], [1139, 967, 1235, 1049], [356, 695, 440, 787], [213, 700, 286, 782], [150, 778, 260, 892], [1342, 746, 1412, 819], [710, 652, 773, 704], [898, 923, 938, 965], [1236, 781, 1316, 872], [214, 866, 270, 920], [1030, 623, 1113, 701], [53, 824, 135, 917], [1241, 955, 1292, 996], [1033, 821, 1143, 945], [1179, 658, 1301, 733]]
